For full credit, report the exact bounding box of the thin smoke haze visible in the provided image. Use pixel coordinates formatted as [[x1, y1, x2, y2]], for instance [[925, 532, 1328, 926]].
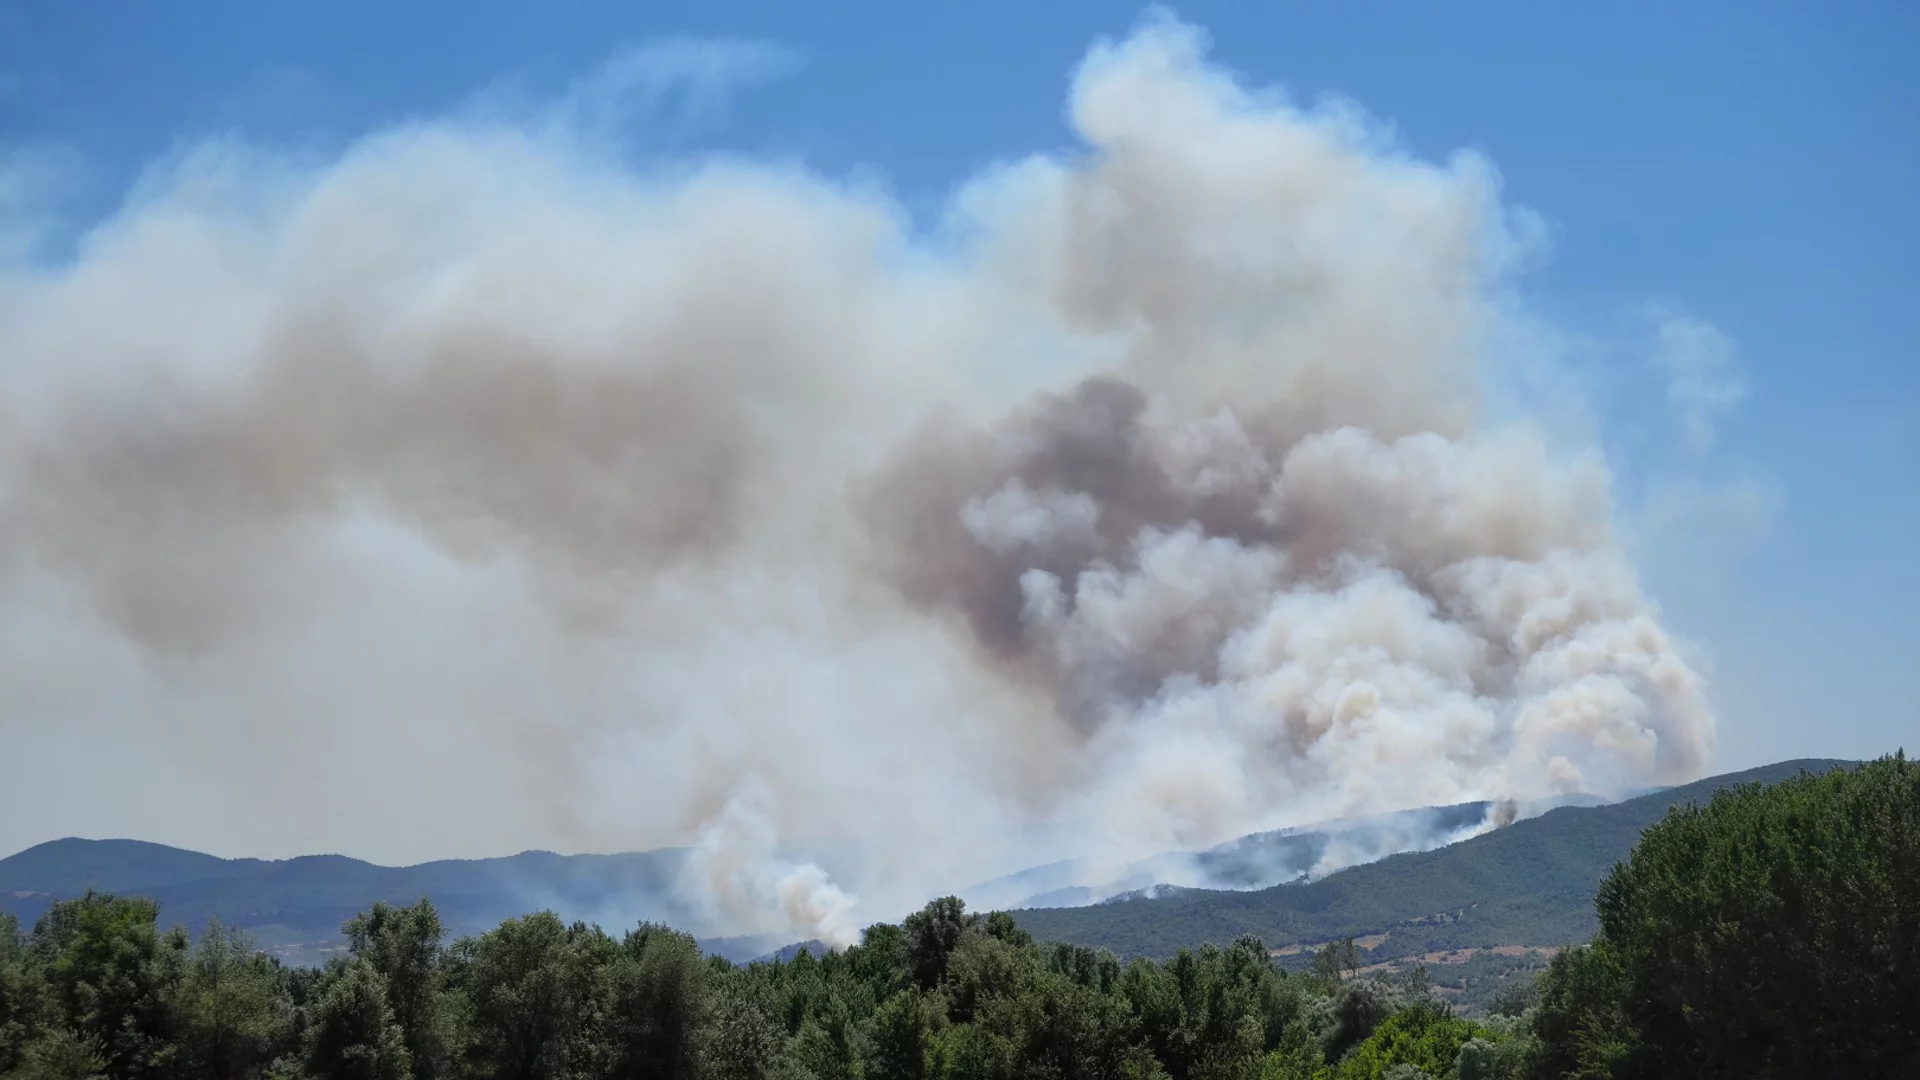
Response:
[[0, 17, 1714, 946]]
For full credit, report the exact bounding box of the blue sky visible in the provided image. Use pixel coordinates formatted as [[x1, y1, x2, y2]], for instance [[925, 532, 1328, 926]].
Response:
[[5, 0, 1915, 775]]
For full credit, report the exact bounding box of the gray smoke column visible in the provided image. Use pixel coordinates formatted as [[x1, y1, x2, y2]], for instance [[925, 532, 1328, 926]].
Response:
[[0, 17, 1713, 942]]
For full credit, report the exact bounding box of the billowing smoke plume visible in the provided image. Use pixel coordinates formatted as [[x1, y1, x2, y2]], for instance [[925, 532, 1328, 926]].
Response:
[[0, 17, 1713, 944], [682, 782, 862, 949]]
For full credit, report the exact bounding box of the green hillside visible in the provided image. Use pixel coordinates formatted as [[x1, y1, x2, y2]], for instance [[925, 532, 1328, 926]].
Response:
[[0, 837, 273, 894], [1012, 758, 1857, 962], [4, 759, 1858, 971], [0, 840, 697, 962]]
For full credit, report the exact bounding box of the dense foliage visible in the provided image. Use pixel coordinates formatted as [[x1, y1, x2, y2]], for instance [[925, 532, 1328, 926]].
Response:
[[0, 893, 1519, 1080], [0, 754, 1909, 1079], [1525, 752, 1917, 1078]]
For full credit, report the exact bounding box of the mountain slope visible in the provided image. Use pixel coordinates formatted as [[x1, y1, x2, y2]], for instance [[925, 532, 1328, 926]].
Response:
[[3, 758, 1857, 966], [1011, 758, 1857, 961], [0, 841, 696, 962], [962, 800, 1515, 910], [0, 838, 275, 894]]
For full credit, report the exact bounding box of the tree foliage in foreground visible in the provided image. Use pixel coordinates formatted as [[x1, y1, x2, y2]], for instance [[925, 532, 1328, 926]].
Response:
[[0, 895, 1513, 1080], [1525, 751, 1918, 1079], [0, 754, 1910, 1079]]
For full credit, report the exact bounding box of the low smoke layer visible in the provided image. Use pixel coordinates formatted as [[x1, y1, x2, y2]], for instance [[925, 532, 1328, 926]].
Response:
[[962, 801, 1506, 912], [0, 18, 1714, 946]]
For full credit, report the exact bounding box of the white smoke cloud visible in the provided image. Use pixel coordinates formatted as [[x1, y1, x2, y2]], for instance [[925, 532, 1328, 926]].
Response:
[[1648, 303, 1748, 453], [0, 16, 1717, 944], [1625, 303, 1777, 591], [548, 37, 800, 141], [681, 783, 862, 950]]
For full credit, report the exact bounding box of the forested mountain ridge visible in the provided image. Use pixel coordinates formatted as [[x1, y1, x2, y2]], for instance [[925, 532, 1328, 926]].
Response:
[[0, 841, 715, 963], [0, 759, 1853, 971], [1011, 758, 1855, 962], [0, 838, 274, 895], [0, 754, 1909, 1079]]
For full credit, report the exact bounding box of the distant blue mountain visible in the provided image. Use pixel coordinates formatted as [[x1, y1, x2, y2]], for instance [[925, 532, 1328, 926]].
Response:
[[0, 839, 702, 963], [0, 837, 273, 895]]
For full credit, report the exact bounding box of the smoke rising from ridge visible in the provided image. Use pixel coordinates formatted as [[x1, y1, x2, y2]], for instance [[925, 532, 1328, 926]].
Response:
[[0, 17, 1714, 943]]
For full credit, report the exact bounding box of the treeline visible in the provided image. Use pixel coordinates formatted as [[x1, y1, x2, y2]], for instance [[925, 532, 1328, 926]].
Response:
[[0, 754, 1912, 1080], [0, 894, 1513, 1080]]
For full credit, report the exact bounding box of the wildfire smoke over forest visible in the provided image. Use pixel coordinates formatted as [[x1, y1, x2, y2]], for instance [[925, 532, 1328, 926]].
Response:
[[0, 17, 1714, 944]]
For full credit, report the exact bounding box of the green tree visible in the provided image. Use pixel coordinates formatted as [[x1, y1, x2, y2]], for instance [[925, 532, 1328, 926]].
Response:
[[343, 901, 446, 1080], [603, 924, 707, 1080], [176, 919, 289, 1080], [445, 913, 598, 1080], [862, 988, 937, 1080], [28, 893, 185, 1080], [980, 971, 1136, 1080], [847, 925, 908, 995], [1316, 980, 1393, 1066], [787, 977, 862, 1080], [942, 934, 1033, 1026], [1522, 945, 1628, 1080], [0, 913, 37, 1075], [902, 898, 973, 992], [1257, 1023, 1325, 1080], [1309, 941, 1359, 985], [1332, 1000, 1488, 1080], [979, 913, 1031, 951], [697, 992, 786, 1080], [304, 959, 410, 1080], [932, 1021, 1018, 1080], [1591, 753, 1917, 1078], [7, 1028, 108, 1080], [1454, 1035, 1527, 1080]]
